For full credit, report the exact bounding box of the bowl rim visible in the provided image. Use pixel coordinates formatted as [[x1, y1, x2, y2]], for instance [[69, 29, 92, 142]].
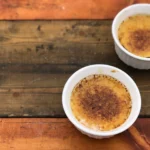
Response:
[[112, 3, 150, 61], [62, 64, 141, 136]]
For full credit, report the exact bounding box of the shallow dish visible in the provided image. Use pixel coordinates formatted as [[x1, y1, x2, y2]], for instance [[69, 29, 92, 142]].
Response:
[[62, 65, 141, 139], [112, 4, 150, 69]]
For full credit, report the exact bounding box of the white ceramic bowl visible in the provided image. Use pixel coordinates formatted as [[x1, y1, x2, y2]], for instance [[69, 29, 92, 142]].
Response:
[[112, 4, 150, 69], [62, 65, 141, 139]]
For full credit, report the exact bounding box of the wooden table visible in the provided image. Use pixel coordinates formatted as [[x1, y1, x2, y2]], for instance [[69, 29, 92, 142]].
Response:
[[0, 1, 150, 150]]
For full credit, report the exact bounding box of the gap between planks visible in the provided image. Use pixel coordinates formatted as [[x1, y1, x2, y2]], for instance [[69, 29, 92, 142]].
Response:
[[0, 87, 62, 94]]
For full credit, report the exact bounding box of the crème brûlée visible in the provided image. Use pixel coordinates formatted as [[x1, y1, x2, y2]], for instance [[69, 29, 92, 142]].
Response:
[[71, 75, 132, 131], [118, 14, 150, 58]]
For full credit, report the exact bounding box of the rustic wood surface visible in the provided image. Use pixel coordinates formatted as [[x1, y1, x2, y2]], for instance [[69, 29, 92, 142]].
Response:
[[0, 118, 149, 150], [0, 20, 149, 117], [0, 1, 149, 149], [0, 0, 150, 20]]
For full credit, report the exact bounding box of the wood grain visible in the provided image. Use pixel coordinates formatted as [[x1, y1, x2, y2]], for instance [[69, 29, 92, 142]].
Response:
[[0, 20, 150, 117], [129, 126, 150, 150], [0, 0, 150, 20], [0, 118, 149, 150]]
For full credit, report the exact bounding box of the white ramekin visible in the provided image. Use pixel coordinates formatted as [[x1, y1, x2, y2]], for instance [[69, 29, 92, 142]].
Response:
[[112, 4, 150, 69], [62, 65, 141, 139]]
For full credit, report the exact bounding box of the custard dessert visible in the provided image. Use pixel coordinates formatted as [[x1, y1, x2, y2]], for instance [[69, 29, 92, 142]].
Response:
[[71, 74, 132, 131], [118, 14, 150, 57]]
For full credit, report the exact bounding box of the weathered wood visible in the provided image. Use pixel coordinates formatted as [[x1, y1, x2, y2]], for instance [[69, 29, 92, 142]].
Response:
[[0, 20, 149, 117], [0, 118, 149, 150], [128, 126, 150, 150], [0, 0, 149, 20]]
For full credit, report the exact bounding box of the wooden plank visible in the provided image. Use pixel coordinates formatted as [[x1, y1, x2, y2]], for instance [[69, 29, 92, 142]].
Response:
[[0, 20, 149, 117], [0, 118, 149, 150], [0, 93, 63, 117], [0, 0, 150, 20]]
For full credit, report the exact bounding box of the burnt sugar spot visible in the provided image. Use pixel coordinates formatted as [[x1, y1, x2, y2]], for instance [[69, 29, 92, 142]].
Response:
[[80, 86, 120, 120], [129, 29, 150, 50]]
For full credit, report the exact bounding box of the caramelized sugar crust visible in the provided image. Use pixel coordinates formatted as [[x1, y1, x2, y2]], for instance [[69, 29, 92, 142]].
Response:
[[118, 14, 150, 57], [71, 75, 131, 131]]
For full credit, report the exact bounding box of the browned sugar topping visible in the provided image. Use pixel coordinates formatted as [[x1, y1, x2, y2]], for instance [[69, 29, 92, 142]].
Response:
[[71, 74, 132, 131], [80, 86, 120, 120], [129, 29, 150, 50]]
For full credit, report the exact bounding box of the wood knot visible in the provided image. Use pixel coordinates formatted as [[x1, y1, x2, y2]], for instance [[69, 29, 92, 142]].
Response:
[[13, 92, 20, 97]]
